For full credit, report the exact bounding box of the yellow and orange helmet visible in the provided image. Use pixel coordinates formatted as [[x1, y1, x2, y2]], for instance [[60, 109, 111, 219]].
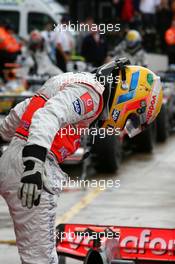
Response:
[[96, 59, 163, 137]]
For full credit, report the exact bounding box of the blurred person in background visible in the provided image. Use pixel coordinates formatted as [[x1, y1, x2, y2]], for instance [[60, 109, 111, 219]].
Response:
[[0, 20, 21, 80], [17, 30, 62, 77], [171, 0, 175, 19], [108, 29, 147, 66], [123, 29, 147, 66], [113, 0, 141, 29], [76, 17, 95, 54], [139, 0, 160, 51], [131, 0, 143, 29], [120, 0, 135, 25], [81, 26, 108, 67], [139, 0, 160, 30], [54, 15, 75, 72], [165, 19, 175, 64], [157, 0, 172, 52], [41, 22, 56, 63], [113, 0, 123, 18]]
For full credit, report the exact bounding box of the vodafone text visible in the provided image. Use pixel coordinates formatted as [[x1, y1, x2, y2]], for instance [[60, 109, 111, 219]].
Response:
[[120, 229, 175, 256]]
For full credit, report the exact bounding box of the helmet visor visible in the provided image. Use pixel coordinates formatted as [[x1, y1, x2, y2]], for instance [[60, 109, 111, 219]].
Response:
[[124, 119, 142, 138]]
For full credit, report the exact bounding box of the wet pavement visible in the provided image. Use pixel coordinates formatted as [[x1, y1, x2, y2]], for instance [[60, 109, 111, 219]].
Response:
[[1, 134, 175, 263]]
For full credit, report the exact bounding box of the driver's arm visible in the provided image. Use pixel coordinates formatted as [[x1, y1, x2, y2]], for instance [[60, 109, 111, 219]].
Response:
[[0, 98, 31, 141]]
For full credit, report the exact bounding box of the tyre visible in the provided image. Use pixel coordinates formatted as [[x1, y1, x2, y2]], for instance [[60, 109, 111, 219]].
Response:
[[58, 255, 66, 264], [156, 104, 169, 142], [91, 134, 122, 173], [132, 123, 155, 153], [84, 250, 104, 264]]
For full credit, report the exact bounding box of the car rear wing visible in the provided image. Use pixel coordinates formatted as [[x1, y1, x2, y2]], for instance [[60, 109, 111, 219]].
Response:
[[56, 223, 175, 263]]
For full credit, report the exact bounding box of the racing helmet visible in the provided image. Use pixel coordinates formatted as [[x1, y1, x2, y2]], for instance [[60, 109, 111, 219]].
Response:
[[125, 30, 142, 52], [95, 58, 163, 137], [28, 30, 44, 51]]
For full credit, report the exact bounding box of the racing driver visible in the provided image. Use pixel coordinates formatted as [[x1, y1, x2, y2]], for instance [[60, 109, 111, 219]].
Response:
[[0, 58, 162, 264]]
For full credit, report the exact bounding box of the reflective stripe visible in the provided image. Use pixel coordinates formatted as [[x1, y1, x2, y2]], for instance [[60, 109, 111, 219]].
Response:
[[0, 27, 21, 53], [15, 95, 47, 138]]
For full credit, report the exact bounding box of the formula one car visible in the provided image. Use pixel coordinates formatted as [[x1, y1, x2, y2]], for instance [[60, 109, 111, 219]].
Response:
[[56, 223, 175, 264]]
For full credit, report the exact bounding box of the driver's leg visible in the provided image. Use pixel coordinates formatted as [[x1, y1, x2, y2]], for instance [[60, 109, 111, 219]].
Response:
[[0, 141, 59, 264], [5, 187, 58, 264]]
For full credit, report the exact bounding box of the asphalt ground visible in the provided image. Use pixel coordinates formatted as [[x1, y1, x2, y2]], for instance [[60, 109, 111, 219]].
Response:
[[1, 134, 175, 263]]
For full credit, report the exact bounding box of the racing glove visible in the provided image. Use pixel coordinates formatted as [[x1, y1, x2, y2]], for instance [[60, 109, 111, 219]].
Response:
[[18, 144, 47, 209]]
